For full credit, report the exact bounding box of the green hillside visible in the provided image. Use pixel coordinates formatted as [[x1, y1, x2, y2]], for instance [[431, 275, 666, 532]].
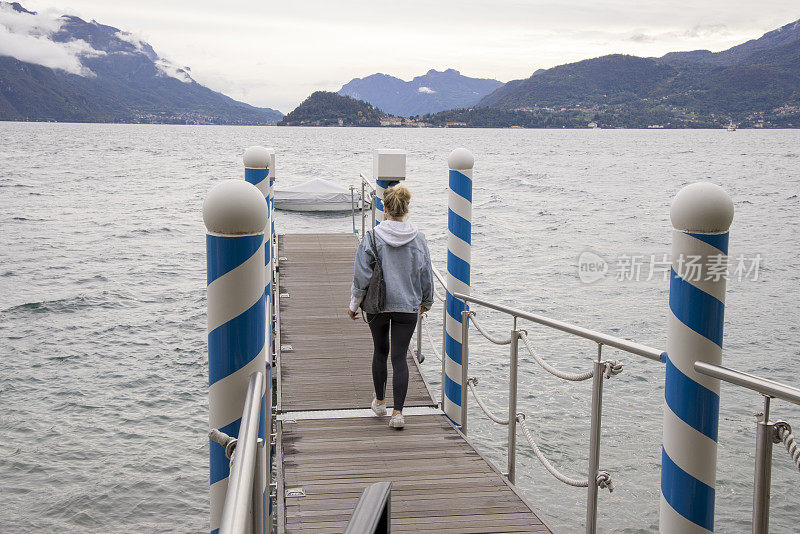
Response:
[[278, 91, 385, 126]]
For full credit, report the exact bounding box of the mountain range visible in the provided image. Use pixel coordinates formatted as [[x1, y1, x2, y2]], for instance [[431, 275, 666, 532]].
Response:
[[338, 69, 502, 116], [476, 18, 800, 121], [0, 2, 282, 124], [3, 0, 799, 128]]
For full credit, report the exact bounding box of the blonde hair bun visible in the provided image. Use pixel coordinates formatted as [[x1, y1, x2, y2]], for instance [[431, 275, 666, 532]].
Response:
[[383, 184, 411, 219]]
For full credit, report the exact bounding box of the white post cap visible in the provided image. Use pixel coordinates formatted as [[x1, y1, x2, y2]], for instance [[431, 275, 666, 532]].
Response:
[[203, 180, 269, 235], [243, 146, 271, 169], [373, 149, 406, 180], [266, 148, 276, 180], [448, 148, 474, 171], [670, 182, 734, 233]]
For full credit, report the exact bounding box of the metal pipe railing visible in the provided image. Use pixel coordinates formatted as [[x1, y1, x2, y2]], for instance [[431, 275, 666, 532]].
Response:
[[460, 310, 471, 433], [585, 345, 605, 534], [350, 185, 356, 234], [438, 291, 659, 534], [218, 372, 265, 534], [753, 396, 774, 534], [423, 264, 449, 405], [361, 178, 366, 237], [343, 481, 392, 534], [694, 362, 800, 406], [452, 291, 664, 362], [431, 263, 447, 288], [358, 173, 377, 236], [507, 326, 520, 483], [693, 361, 800, 534], [420, 269, 649, 531], [371, 191, 376, 230]]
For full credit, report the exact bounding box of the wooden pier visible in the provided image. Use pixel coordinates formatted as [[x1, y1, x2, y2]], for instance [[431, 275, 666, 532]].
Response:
[[274, 233, 552, 533]]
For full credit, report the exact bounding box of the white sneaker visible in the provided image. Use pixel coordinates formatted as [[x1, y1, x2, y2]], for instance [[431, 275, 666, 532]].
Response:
[[371, 398, 387, 416], [388, 412, 405, 429]]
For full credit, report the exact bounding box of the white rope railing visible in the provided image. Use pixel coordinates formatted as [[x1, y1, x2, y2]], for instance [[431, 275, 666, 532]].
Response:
[[519, 331, 623, 382], [421, 314, 443, 362], [209, 428, 238, 465], [775, 422, 800, 472], [516, 413, 588, 487], [466, 377, 614, 491], [466, 377, 509, 425], [467, 377, 614, 492], [469, 313, 511, 345], [517, 413, 614, 492]]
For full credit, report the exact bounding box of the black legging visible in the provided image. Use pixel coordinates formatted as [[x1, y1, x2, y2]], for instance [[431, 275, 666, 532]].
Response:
[[367, 312, 417, 411]]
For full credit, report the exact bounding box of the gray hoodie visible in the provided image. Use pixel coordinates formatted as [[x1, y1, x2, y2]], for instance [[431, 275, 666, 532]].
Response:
[[350, 220, 434, 313]]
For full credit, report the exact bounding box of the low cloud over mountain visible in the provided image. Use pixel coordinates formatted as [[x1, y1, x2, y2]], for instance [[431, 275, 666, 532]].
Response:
[[0, 2, 282, 124], [0, 2, 104, 76]]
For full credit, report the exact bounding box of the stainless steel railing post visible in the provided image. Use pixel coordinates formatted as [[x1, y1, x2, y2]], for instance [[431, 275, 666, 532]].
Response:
[[252, 438, 265, 534], [361, 180, 366, 237], [460, 309, 471, 434], [753, 395, 775, 534], [508, 322, 520, 484], [441, 299, 447, 409], [350, 186, 356, 234], [371, 191, 376, 229], [219, 371, 264, 534], [585, 344, 605, 534]]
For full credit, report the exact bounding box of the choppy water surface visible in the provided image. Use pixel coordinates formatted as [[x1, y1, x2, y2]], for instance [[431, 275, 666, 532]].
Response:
[[1, 123, 799, 533]]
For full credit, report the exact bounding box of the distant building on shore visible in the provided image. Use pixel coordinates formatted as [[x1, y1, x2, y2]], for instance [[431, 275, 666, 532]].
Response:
[[380, 117, 403, 127]]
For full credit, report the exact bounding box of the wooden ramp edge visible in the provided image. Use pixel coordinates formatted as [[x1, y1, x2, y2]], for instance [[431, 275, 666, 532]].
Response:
[[275, 233, 552, 533]]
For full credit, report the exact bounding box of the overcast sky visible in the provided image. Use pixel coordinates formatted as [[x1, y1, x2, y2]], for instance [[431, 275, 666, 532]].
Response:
[[16, 1, 800, 112]]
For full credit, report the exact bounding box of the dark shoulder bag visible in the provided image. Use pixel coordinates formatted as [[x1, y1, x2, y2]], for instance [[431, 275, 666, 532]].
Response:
[[360, 230, 386, 315]]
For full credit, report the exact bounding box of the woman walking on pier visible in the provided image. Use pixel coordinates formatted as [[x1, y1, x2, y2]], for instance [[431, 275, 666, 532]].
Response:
[[348, 185, 434, 429]]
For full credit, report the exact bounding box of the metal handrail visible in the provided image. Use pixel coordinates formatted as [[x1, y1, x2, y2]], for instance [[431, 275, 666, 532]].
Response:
[[359, 172, 376, 191], [452, 291, 665, 362], [694, 361, 800, 534], [359, 173, 377, 236], [343, 481, 392, 534], [431, 263, 447, 289], [424, 290, 665, 534], [694, 362, 800, 406], [218, 372, 265, 534], [421, 289, 800, 534], [425, 263, 449, 409]]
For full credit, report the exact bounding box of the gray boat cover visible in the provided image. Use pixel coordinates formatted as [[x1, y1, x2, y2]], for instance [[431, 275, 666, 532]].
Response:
[[274, 178, 352, 204]]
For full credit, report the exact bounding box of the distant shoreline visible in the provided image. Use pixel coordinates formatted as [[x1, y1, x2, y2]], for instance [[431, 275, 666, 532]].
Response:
[[3, 120, 799, 130]]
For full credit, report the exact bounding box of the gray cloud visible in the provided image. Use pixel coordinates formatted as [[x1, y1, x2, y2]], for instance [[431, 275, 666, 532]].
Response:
[[116, 30, 193, 83], [684, 24, 730, 38], [626, 33, 656, 43], [0, 3, 105, 76], [622, 23, 732, 46]]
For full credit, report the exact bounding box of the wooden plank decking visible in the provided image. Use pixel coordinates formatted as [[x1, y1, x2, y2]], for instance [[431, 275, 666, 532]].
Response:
[[275, 233, 552, 533]]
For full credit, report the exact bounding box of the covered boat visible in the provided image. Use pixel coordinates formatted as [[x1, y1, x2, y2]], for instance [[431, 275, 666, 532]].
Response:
[[274, 178, 361, 212]]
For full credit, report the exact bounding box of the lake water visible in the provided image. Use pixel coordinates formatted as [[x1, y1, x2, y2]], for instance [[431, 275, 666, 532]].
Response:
[[1, 123, 799, 533]]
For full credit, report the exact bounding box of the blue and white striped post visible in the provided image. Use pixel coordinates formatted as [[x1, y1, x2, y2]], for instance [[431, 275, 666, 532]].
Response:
[[243, 146, 271, 305], [444, 148, 473, 428], [373, 149, 406, 223], [243, 146, 275, 533], [661, 182, 734, 533], [266, 148, 276, 347], [204, 180, 269, 534]]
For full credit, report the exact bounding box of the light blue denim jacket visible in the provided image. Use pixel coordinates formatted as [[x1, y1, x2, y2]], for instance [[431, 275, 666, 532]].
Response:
[[350, 225, 434, 314]]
